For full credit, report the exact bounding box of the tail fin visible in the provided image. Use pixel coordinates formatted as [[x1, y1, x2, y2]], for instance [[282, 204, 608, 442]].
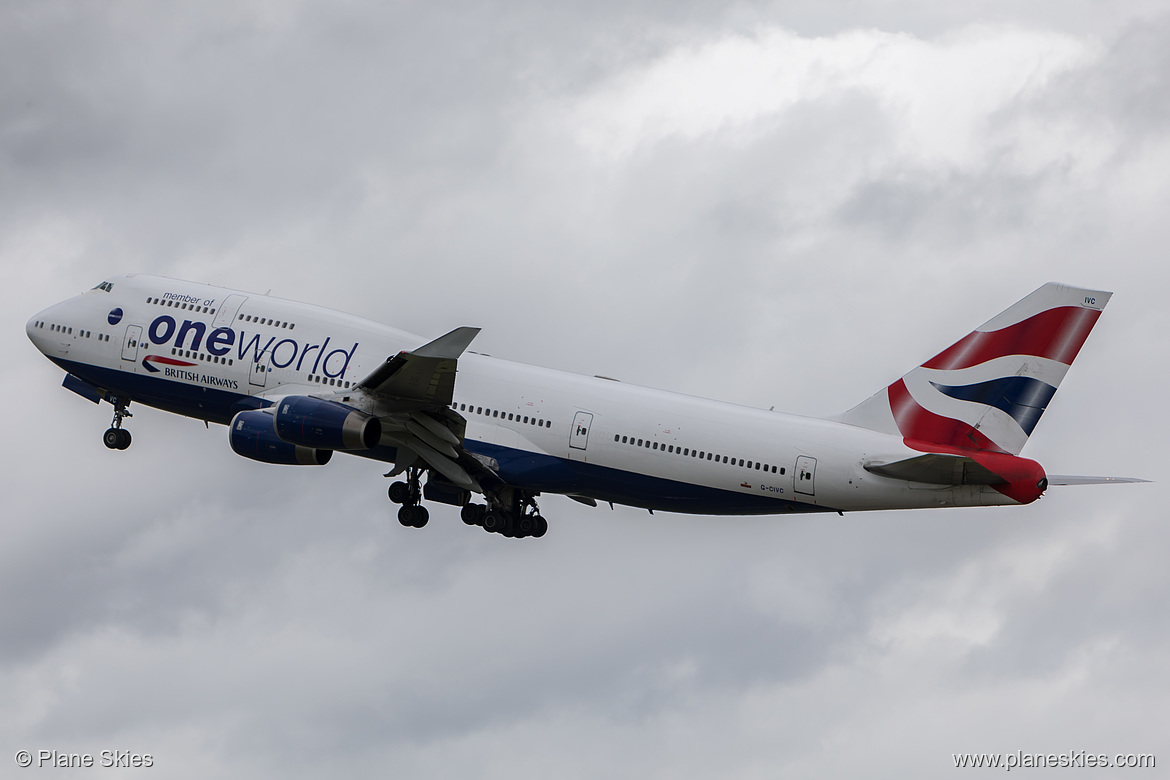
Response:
[[838, 283, 1111, 455]]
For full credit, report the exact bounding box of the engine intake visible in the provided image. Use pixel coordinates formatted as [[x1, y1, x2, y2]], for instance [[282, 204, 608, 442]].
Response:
[[230, 410, 332, 466], [274, 396, 382, 451]]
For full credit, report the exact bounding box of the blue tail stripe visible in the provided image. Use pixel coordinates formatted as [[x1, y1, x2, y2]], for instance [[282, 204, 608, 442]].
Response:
[[930, 376, 1057, 435]]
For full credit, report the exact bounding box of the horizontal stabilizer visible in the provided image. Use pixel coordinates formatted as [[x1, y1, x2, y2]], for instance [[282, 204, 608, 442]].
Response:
[[864, 453, 1005, 485], [1046, 475, 1151, 486]]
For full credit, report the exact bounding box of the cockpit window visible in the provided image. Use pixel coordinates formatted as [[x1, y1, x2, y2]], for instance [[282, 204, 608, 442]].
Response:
[[89, 281, 114, 293]]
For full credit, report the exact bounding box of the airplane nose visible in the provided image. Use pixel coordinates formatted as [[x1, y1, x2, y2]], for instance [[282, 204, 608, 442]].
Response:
[[27, 307, 55, 353], [26, 312, 42, 346]]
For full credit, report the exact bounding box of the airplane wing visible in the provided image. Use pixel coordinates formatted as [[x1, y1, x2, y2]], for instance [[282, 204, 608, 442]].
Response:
[[354, 326, 480, 411], [351, 327, 487, 492]]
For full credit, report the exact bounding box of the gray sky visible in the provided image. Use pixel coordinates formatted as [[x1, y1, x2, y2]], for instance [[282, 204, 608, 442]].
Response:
[[4, 1, 1168, 777]]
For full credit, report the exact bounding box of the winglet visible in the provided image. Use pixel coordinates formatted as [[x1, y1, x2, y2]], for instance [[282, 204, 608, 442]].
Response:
[[413, 327, 480, 359]]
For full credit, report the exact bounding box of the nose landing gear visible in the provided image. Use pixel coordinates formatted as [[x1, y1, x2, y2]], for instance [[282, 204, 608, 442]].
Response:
[[103, 400, 133, 450]]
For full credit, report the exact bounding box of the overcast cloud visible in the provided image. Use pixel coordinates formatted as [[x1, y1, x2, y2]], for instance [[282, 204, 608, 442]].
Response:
[[3, 1, 1168, 777]]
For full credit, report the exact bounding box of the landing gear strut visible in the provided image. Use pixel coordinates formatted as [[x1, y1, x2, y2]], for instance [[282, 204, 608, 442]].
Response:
[[387, 467, 429, 528], [103, 399, 132, 450]]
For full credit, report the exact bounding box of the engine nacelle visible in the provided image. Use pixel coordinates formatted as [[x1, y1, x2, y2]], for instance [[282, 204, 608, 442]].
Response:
[[273, 396, 382, 451], [230, 410, 332, 465]]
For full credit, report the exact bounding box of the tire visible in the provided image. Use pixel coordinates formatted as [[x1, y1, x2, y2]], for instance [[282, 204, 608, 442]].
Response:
[[116, 429, 132, 450], [388, 481, 411, 504], [103, 428, 121, 449], [532, 516, 548, 538], [398, 505, 416, 527], [517, 515, 534, 537], [461, 504, 483, 525], [413, 506, 430, 528], [482, 512, 503, 533]]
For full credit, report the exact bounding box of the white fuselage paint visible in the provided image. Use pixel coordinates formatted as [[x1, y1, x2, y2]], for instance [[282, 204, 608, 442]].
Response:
[[27, 274, 1022, 515]]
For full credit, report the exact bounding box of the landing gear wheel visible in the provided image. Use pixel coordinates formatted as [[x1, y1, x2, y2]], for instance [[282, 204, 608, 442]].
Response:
[[388, 481, 411, 504], [461, 504, 485, 526], [532, 515, 548, 538], [103, 428, 121, 449], [516, 514, 534, 537], [482, 512, 504, 533], [397, 505, 429, 528]]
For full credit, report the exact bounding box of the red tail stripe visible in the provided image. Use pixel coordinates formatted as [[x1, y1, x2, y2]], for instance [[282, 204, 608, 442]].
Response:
[[922, 306, 1100, 370], [888, 379, 1006, 453]]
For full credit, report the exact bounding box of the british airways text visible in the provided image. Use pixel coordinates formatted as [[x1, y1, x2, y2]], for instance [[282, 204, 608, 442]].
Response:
[[147, 315, 358, 378]]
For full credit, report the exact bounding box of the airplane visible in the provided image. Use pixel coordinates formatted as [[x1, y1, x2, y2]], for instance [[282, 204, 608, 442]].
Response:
[[26, 276, 1145, 538]]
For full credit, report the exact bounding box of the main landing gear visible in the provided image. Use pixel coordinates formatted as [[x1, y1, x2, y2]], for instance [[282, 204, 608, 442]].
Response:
[[386, 471, 548, 539], [387, 468, 429, 528], [459, 489, 548, 539], [103, 400, 132, 450]]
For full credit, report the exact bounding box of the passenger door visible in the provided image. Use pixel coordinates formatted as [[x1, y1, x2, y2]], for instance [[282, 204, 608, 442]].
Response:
[[121, 325, 143, 363], [568, 411, 594, 461]]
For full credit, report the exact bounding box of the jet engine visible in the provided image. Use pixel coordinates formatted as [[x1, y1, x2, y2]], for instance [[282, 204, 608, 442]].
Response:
[[273, 396, 382, 450], [230, 409, 332, 465]]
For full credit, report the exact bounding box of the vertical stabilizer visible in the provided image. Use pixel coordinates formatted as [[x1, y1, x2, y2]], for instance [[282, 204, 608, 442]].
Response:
[[837, 283, 1110, 455]]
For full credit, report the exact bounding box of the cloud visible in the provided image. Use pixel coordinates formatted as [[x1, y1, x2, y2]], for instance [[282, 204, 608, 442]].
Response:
[[5, 3, 1169, 778]]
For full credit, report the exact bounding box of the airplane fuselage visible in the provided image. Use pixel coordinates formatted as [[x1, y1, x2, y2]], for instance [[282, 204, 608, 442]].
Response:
[[28, 274, 1034, 521]]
